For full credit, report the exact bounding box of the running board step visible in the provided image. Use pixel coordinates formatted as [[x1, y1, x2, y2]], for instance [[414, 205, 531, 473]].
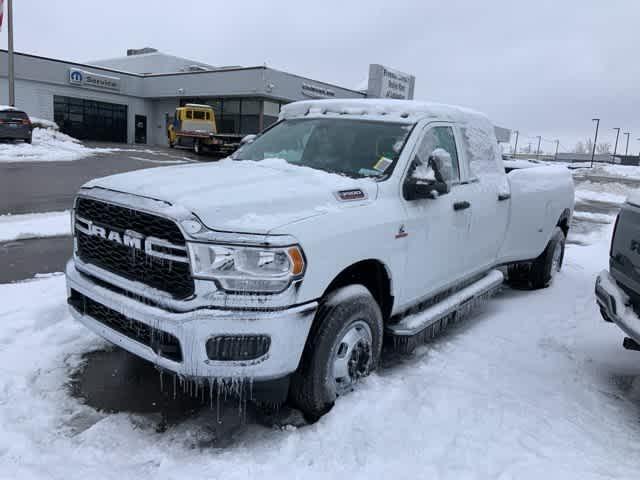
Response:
[[386, 269, 504, 353], [623, 337, 640, 352]]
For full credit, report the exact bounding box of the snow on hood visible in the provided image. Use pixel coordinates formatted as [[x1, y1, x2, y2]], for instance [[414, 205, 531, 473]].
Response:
[[84, 158, 377, 234]]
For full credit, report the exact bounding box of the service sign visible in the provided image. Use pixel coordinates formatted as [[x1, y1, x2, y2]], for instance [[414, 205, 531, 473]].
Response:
[[367, 64, 415, 100], [68, 68, 121, 91]]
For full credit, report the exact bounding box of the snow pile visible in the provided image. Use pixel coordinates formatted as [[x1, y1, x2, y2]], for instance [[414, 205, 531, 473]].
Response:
[[579, 163, 640, 181], [0, 128, 108, 163], [0, 210, 71, 242], [29, 117, 59, 130], [573, 179, 632, 206]]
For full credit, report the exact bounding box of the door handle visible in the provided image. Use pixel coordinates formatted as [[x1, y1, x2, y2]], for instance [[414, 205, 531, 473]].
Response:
[[453, 200, 471, 211], [498, 193, 511, 201]]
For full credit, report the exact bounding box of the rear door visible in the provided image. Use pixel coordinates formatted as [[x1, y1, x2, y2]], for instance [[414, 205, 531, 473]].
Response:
[[456, 129, 510, 275]]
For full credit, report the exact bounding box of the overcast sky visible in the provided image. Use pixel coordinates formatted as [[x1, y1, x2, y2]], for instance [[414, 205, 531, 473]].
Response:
[[5, 0, 639, 153]]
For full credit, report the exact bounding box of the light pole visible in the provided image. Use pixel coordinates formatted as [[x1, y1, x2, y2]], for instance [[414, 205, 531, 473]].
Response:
[[536, 135, 542, 159], [512, 130, 519, 158], [624, 132, 631, 156], [7, 0, 14, 106], [554, 140, 559, 161], [612, 127, 621, 163], [591, 118, 600, 168]]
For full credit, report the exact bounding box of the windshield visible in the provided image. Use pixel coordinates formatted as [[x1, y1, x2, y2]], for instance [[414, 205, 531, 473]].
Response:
[[232, 118, 413, 178]]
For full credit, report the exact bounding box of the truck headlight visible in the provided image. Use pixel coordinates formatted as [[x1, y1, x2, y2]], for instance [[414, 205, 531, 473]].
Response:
[[188, 243, 306, 293]]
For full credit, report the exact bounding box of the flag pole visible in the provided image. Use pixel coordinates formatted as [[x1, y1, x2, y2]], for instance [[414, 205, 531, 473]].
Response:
[[7, 0, 14, 106]]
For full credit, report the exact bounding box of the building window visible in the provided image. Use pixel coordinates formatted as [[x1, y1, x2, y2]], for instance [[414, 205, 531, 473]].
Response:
[[240, 100, 260, 134], [263, 100, 281, 129], [181, 98, 278, 135], [53, 95, 127, 143]]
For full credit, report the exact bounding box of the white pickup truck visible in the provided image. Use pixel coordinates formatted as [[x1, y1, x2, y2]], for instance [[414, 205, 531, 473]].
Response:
[[66, 99, 574, 419]]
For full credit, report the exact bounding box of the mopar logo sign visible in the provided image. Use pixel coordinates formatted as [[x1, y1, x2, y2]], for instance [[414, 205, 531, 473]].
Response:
[[68, 68, 121, 91], [69, 69, 83, 84]]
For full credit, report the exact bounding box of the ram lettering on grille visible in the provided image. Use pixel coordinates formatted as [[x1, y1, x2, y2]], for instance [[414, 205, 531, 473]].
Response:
[[74, 198, 195, 299]]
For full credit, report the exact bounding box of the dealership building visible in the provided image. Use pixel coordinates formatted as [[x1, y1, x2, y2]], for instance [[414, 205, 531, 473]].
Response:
[[0, 48, 421, 146]]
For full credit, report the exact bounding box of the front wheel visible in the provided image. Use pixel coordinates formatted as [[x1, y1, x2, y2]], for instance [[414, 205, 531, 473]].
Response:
[[289, 285, 383, 420]]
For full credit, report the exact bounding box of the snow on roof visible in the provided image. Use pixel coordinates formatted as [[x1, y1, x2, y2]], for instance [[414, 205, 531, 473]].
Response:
[[88, 51, 215, 75], [279, 99, 490, 124]]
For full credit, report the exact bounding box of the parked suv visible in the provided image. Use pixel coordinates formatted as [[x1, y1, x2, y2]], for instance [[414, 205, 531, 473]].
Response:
[[0, 108, 32, 143], [66, 99, 574, 419], [596, 195, 640, 351]]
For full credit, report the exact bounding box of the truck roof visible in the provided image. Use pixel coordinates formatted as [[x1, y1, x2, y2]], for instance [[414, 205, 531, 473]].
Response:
[[182, 103, 213, 109], [279, 99, 491, 126]]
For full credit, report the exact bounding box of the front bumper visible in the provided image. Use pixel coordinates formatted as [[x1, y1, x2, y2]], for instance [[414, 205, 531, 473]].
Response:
[[66, 260, 317, 380], [596, 270, 640, 344]]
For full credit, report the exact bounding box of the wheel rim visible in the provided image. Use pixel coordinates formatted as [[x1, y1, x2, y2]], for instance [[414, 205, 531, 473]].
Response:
[[550, 240, 563, 277], [330, 320, 373, 397]]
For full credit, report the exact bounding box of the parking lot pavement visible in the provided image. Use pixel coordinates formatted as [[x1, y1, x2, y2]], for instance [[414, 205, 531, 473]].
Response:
[[0, 144, 203, 215], [0, 236, 72, 283], [0, 144, 212, 283]]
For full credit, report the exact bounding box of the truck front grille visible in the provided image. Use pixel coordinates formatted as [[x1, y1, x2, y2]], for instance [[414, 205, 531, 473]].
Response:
[[75, 197, 195, 299], [68, 289, 183, 362]]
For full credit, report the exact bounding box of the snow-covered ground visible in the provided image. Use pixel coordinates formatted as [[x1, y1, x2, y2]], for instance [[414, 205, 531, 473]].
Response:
[[1, 183, 640, 478], [0, 128, 111, 163], [0, 210, 71, 242], [576, 163, 640, 181]]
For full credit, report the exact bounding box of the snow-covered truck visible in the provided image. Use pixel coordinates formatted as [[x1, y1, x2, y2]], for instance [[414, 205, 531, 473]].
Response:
[[66, 99, 574, 419], [597, 194, 640, 352]]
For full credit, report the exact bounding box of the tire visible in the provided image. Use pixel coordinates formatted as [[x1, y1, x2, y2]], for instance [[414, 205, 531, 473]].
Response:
[[193, 139, 202, 155], [289, 285, 383, 420], [25, 136, 32, 144], [508, 226, 566, 289]]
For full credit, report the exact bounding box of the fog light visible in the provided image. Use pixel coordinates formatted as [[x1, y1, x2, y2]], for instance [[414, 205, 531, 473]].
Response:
[[206, 335, 271, 361]]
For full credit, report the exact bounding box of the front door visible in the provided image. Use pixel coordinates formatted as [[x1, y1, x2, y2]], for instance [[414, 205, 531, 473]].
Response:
[[400, 123, 472, 305], [135, 115, 147, 144]]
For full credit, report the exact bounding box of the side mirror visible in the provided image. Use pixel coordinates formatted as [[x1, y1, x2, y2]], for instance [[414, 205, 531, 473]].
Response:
[[240, 134, 257, 146], [405, 149, 453, 200], [429, 149, 454, 185]]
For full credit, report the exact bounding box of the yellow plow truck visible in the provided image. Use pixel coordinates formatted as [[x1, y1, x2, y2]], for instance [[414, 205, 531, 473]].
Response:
[[167, 104, 243, 156]]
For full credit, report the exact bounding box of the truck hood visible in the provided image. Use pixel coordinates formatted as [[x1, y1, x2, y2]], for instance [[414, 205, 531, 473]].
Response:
[[84, 158, 377, 234]]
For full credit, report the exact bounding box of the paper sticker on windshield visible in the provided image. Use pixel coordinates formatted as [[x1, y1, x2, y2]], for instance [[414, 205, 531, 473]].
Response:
[[373, 156, 393, 173]]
